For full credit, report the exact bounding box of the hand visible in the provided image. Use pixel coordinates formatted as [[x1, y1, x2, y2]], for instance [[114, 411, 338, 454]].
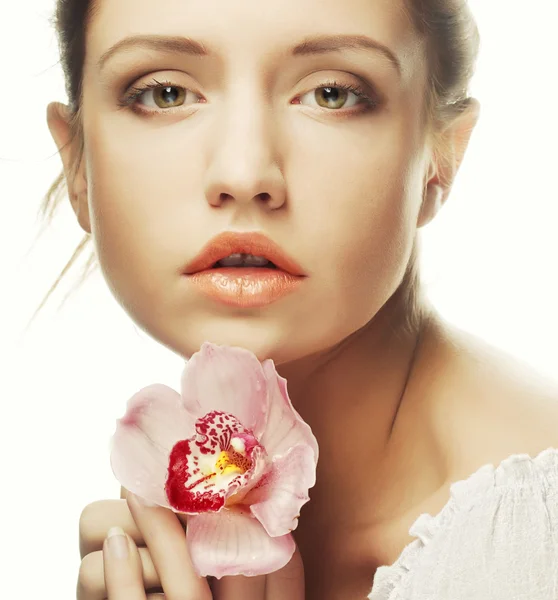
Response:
[[77, 488, 305, 600], [77, 487, 208, 600]]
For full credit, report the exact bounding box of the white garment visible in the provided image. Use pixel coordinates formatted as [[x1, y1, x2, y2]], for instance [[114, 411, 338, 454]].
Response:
[[368, 448, 558, 600]]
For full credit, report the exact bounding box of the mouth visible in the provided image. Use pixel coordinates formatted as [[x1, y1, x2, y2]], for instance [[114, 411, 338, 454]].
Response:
[[183, 231, 306, 277], [210, 253, 279, 270]]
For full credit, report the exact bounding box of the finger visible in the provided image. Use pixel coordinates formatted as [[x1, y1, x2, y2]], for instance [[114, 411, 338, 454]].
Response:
[[127, 492, 212, 600], [80, 500, 144, 558], [103, 527, 146, 600], [212, 574, 266, 600], [77, 546, 161, 600], [265, 546, 305, 600]]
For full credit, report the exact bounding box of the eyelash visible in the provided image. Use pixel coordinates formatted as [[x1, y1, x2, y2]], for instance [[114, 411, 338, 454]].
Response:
[[117, 77, 379, 116]]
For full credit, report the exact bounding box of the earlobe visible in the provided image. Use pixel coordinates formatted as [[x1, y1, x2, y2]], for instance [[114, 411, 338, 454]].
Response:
[[417, 182, 443, 228], [46, 102, 91, 234]]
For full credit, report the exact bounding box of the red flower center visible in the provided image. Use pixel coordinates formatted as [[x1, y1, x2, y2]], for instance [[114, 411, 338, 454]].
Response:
[[165, 410, 263, 513]]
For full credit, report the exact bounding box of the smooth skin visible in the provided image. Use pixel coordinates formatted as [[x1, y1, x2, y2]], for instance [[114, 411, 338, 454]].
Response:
[[46, 0, 558, 598]]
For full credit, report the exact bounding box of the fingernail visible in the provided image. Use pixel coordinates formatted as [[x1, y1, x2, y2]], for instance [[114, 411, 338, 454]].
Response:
[[107, 526, 129, 559]]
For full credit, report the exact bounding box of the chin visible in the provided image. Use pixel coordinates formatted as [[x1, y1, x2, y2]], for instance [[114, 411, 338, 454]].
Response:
[[157, 316, 308, 366]]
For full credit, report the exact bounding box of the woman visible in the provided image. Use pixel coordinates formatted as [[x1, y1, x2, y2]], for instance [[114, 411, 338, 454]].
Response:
[[41, 0, 558, 598]]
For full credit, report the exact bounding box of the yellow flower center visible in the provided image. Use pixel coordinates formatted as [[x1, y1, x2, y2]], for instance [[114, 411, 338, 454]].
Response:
[[214, 449, 251, 476]]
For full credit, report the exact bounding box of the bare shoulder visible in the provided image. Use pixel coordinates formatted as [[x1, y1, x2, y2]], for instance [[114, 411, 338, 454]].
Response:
[[427, 318, 558, 481]]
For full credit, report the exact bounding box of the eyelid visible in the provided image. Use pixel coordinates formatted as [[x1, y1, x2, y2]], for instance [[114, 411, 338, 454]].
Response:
[[297, 77, 378, 109], [117, 77, 203, 111], [119, 75, 380, 115]]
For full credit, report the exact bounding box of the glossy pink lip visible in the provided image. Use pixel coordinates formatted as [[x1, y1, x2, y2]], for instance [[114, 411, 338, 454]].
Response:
[[182, 231, 306, 277], [186, 267, 304, 308]]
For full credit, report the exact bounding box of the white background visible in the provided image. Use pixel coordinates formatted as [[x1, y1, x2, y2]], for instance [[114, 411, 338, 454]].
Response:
[[1, 0, 557, 596]]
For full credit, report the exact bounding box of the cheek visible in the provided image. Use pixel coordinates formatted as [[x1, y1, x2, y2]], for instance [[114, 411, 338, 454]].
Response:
[[84, 116, 208, 307], [325, 178, 415, 330], [290, 122, 422, 323], [87, 115, 199, 239]]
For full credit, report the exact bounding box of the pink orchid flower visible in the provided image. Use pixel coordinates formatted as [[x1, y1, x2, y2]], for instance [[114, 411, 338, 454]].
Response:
[[110, 342, 319, 578]]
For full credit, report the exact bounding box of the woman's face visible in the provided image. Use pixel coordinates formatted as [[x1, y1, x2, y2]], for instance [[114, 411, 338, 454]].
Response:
[[78, 0, 431, 363]]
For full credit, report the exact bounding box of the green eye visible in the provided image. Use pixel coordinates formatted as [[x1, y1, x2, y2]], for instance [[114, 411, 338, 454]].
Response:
[[151, 85, 187, 109], [298, 80, 378, 112], [119, 79, 198, 112], [314, 86, 350, 109]]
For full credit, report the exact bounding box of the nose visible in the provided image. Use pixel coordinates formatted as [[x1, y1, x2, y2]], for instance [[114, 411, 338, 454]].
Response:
[[203, 93, 287, 211]]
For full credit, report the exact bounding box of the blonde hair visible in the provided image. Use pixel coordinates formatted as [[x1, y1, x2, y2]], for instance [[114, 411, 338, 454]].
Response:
[[29, 0, 479, 336]]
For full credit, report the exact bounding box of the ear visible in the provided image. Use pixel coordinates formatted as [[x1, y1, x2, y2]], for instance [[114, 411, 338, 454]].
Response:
[[46, 102, 91, 234], [417, 98, 480, 228]]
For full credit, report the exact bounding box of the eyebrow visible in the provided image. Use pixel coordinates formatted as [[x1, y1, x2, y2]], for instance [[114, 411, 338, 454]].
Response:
[[97, 33, 402, 76]]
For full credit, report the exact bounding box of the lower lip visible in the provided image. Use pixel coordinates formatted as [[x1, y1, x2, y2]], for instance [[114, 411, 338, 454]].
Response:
[[185, 267, 304, 308]]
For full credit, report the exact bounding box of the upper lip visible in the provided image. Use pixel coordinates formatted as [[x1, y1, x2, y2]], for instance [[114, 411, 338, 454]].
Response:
[[183, 231, 306, 276]]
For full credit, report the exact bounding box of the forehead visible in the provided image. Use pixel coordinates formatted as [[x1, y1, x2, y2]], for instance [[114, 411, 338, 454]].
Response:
[[86, 0, 423, 79]]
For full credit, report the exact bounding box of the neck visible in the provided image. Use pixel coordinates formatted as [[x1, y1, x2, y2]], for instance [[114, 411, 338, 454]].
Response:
[[276, 290, 447, 528]]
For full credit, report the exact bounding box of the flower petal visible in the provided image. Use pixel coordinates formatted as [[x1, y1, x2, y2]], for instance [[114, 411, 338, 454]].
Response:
[[247, 444, 316, 536], [186, 508, 296, 578], [259, 360, 319, 461], [180, 343, 268, 436], [110, 383, 195, 508]]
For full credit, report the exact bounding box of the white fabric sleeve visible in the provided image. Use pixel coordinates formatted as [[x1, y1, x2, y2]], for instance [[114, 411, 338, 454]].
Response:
[[369, 448, 558, 600]]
